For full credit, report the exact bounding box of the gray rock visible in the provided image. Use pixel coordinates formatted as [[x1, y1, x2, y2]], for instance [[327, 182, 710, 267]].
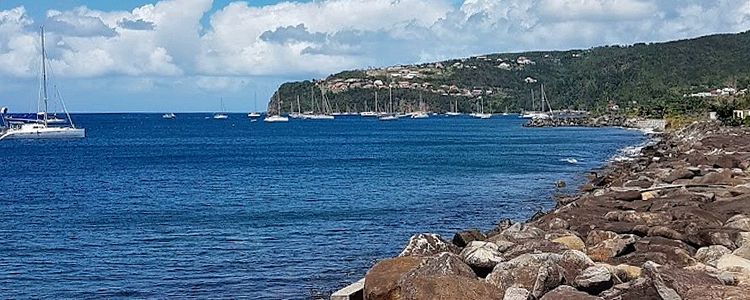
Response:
[[733, 242, 750, 260], [695, 245, 731, 267], [406, 252, 476, 279], [725, 214, 750, 232], [460, 241, 504, 269], [587, 234, 637, 262], [573, 265, 613, 295], [399, 233, 458, 257], [486, 253, 564, 299], [498, 223, 545, 241], [558, 250, 595, 283], [502, 287, 530, 300], [539, 285, 603, 300]]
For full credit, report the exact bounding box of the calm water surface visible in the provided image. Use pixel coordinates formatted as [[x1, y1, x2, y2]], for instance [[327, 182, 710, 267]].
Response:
[[0, 114, 644, 298]]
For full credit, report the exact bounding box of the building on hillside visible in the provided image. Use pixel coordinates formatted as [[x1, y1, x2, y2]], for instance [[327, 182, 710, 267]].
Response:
[[733, 110, 750, 119], [517, 56, 534, 65]]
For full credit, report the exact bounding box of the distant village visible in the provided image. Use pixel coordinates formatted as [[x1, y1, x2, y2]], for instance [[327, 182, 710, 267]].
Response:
[[319, 53, 583, 99]]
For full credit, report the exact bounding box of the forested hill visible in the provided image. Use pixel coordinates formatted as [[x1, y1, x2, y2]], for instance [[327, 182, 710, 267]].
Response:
[[269, 30, 750, 117]]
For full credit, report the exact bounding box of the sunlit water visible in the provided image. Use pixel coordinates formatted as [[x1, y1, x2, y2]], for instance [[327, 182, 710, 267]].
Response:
[[0, 114, 643, 298]]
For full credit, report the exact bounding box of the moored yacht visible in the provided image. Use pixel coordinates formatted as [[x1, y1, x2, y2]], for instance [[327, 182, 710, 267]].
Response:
[[470, 98, 492, 119], [264, 93, 289, 123], [162, 113, 176, 119], [0, 27, 84, 141]]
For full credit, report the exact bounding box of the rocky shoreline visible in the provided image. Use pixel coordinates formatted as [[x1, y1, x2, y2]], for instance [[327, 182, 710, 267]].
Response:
[[361, 121, 750, 300]]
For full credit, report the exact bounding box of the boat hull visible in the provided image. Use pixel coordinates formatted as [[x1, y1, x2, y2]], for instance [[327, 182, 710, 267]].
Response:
[[1, 127, 85, 140]]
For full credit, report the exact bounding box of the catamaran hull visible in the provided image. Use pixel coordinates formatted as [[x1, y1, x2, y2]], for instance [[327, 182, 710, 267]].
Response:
[[0, 128, 85, 140]]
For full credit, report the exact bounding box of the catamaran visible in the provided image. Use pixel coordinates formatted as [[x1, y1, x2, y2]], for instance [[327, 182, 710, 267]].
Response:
[[0, 27, 85, 140]]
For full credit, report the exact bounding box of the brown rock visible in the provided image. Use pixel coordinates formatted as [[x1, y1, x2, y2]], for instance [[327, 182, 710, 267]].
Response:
[[663, 168, 696, 183], [643, 261, 748, 299], [539, 285, 603, 300], [558, 250, 596, 283], [502, 239, 570, 259], [693, 169, 734, 185], [725, 214, 750, 232], [586, 230, 620, 246], [552, 235, 586, 252], [613, 190, 643, 201], [573, 265, 614, 294], [453, 229, 486, 248], [587, 234, 637, 262], [364, 257, 422, 300], [695, 245, 732, 267], [398, 275, 503, 300]]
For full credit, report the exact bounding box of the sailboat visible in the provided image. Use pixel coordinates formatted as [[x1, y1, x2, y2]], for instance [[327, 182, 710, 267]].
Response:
[[520, 85, 552, 119], [0, 27, 85, 140], [379, 86, 398, 121], [289, 95, 303, 119], [247, 92, 261, 120], [264, 92, 289, 123], [411, 92, 429, 119], [300, 86, 335, 120], [445, 99, 462, 116], [162, 113, 176, 119], [470, 98, 492, 119], [213, 98, 229, 119], [360, 91, 378, 117]]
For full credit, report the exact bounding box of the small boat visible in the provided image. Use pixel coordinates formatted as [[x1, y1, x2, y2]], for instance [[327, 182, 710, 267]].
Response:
[[445, 99, 462, 116], [360, 111, 378, 117], [300, 86, 335, 120], [1, 27, 84, 140], [411, 112, 429, 119], [162, 113, 176, 119], [248, 92, 261, 120], [247, 112, 261, 118], [378, 114, 398, 121], [301, 114, 335, 120]]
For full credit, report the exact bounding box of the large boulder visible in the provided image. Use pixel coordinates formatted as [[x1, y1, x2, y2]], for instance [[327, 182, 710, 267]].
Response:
[[716, 254, 750, 275], [695, 245, 732, 267], [725, 214, 750, 232], [496, 223, 545, 242], [501, 239, 570, 259], [558, 250, 595, 283], [552, 235, 586, 252], [663, 168, 696, 183], [539, 285, 603, 300], [399, 233, 458, 257], [460, 241, 504, 276], [398, 275, 503, 300], [613, 236, 696, 268], [405, 252, 476, 279], [573, 265, 614, 295], [605, 210, 672, 226], [586, 230, 620, 246], [642, 261, 748, 299], [364, 257, 422, 300], [486, 253, 564, 299], [587, 234, 637, 262], [734, 242, 750, 260], [453, 229, 486, 248]]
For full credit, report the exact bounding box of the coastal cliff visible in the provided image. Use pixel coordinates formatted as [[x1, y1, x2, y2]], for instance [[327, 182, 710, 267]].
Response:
[[360, 122, 750, 299]]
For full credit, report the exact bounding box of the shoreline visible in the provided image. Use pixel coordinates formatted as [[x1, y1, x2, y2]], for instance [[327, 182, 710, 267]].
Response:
[[352, 121, 750, 300]]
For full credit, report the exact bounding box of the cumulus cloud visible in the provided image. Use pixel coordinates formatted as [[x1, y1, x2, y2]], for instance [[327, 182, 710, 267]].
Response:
[[1, 0, 749, 82]]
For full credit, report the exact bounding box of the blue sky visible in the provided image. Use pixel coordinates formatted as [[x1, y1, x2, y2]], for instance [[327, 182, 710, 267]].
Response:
[[0, 0, 748, 112]]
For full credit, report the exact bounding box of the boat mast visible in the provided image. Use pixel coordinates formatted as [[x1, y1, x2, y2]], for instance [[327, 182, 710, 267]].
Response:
[[375, 91, 379, 113], [389, 86, 393, 114], [40, 26, 49, 126], [296, 95, 301, 114]]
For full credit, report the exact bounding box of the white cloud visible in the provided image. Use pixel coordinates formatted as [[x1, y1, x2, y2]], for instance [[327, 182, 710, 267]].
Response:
[[1, 0, 749, 82]]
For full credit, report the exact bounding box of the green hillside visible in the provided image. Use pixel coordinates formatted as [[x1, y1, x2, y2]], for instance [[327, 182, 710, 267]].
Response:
[[269, 30, 750, 117]]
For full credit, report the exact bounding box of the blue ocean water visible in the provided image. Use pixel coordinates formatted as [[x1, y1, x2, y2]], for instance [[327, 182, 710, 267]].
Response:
[[0, 114, 644, 299]]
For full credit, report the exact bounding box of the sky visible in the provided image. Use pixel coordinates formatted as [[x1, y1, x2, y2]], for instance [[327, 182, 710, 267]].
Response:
[[0, 0, 749, 113]]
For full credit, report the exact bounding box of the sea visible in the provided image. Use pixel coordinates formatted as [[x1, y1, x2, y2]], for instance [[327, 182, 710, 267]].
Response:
[[0, 114, 644, 299]]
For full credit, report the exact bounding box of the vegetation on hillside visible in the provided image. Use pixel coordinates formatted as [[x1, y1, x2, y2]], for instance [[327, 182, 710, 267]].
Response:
[[269, 31, 750, 117]]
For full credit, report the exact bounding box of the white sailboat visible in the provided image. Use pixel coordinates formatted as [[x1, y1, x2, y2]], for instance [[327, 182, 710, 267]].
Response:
[[162, 113, 176, 119], [470, 98, 492, 119], [301, 86, 335, 120], [213, 98, 229, 119], [445, 99, 462, 116], [379, 86, 398, 121], [411, 93, 429, 119], [360, 91, 378, 117], [0, 27, 84, 140], [264, 93, 289, 123], [248, 92, 261, 120]]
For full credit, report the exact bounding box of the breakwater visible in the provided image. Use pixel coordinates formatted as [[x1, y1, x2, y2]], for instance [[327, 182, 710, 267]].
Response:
[[359, 121, 750, 299]]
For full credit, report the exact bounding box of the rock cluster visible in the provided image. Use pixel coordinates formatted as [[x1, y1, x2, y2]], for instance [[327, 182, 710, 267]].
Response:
[[363, 121, 750, 299]]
